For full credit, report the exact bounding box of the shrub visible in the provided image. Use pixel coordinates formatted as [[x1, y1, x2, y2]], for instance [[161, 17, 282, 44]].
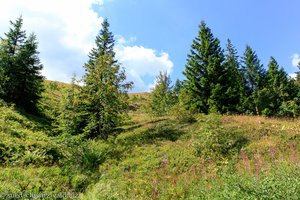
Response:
[[193, 114, 248, 157], [170, 106, 196, 123], [278, 99, 300, 117]]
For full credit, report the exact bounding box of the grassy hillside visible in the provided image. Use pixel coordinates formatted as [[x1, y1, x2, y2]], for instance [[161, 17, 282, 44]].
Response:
[[0, 81, 299, 199]]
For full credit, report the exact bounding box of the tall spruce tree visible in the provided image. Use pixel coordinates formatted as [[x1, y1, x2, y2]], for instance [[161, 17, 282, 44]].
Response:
[[240, 45, 265, 115], [16, 33, 44, 110], [0, 16, 44, 112], [223, 39, 243, 113], [0, 17, 26, 102], [182, 21, 225, 113], [258, 57, 288, 115], [80, 19, 132, 139]]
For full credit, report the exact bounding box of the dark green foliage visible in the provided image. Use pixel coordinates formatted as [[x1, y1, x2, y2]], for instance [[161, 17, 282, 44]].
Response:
[[181, 22, 299, 116], [148, 71, 176, 115], [240, 45, 265, 114], [182, 21, 225, 113], [259, 57, 295, 116], [0, 17, 44, 113], [222, 39, 244, 113]]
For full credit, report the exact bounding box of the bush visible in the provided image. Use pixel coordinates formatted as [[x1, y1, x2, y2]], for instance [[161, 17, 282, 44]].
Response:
[[278, 99, 300, 117], [193, 114, 248, 157], [62, 138, 107, 172], [170, 105, 196, 123]]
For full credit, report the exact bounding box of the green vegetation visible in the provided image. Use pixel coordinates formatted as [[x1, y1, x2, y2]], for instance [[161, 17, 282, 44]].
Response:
[[147, 71, 177, 116], [0, 89, 300, 199], [0, 16, 44, 113], [180, 21, 299, 116], [0, 17, 299, 199]]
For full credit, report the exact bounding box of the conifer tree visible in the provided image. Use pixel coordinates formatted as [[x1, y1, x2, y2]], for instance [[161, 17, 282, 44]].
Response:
[[0, 17, 26, 102], [80, 19, 132, 139], [57, 75, 86, 136], [223, 39, 243, 113], [0, 41, 8, 96], [240, 45, 265, 114], [0, 16, 44, 112], [16, 33, 44, 110], [259, 57, 297, 116], [86, 18, 115, 66], [148, 71, 176, 115], [173, 79, 182, 96], [182, 21, 225, 113]]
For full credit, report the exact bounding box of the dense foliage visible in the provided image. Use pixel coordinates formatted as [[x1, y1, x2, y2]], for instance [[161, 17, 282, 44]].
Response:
[[147, 71, 177, 115], [57, 19, 133, 139], [180, 21, 299, 116], [0, 16, 44, 113], [181, 21, 225, 113]]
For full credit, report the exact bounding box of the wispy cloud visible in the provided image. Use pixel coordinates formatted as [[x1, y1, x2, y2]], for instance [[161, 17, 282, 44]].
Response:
[[288, 73, 297, 79], [291, 53, 300, 67]]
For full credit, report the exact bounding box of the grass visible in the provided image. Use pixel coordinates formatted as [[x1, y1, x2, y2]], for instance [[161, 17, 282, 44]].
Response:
[[0, 81, 299, 199]]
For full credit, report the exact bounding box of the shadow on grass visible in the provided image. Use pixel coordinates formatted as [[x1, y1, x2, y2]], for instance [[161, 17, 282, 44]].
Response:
[[15, 107, 53, 132], [114, 118, 167, 134], [141, 125, 185, 142], [105, 124, 186, 162], [116, 123, 186, 148]]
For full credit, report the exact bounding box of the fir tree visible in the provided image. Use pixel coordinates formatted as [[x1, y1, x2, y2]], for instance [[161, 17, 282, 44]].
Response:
[[57, 75, 86, 136], [86, 18, 115, 67], [15, 33, 44, 111], [260, 57, 297, 116], [240, 45, 265, 115], [223, 39, 243, 113], [173, 79, 182, 96], [0, 16, 26, 102], [0, 41, 8, 96], [80, 19, 132, 139], [0, 16, 44, 112], [82, 55, 132, 139], [182, 21, 225, 113], [148, 71, 176, 115]]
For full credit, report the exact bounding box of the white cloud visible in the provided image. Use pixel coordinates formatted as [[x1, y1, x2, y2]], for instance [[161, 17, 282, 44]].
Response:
[[115, 42, 173, 92], [0, 0, 104, 82], [291, 53, 300, 67], [0, 1, 174, 92], [288, 73, 297, 79]]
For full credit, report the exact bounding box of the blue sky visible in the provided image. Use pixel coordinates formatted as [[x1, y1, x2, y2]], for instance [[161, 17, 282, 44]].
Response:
[[1, 0, 300, 92], [99, 0, 300, 82]]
